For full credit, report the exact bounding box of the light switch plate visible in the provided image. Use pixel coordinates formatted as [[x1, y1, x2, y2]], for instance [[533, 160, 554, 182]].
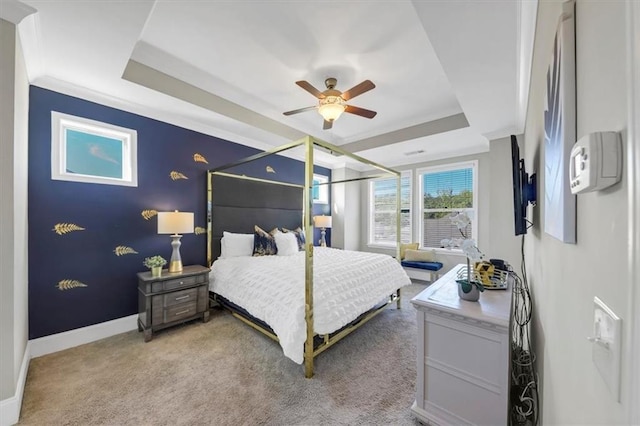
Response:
[[591, 297, 622, 401]]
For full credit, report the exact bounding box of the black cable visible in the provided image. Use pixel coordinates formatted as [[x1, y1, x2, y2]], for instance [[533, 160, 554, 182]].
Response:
[[509, 234, 539, 426]]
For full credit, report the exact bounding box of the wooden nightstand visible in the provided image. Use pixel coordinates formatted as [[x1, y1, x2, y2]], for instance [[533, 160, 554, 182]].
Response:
[[137, 264, 211, 342]]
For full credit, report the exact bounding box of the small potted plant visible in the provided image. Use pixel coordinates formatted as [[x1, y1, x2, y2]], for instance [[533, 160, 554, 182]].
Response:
[[143, 255, 167, 278], [441, 212, 485, 301]]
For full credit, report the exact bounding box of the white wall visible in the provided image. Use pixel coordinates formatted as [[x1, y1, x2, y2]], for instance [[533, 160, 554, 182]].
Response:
[[524, 1, 630, 423], [0, 15, 29, 405], [358, 146, 519, 274], [331, 167, 361, 250], [0, 17, 17, 401], [13, 17, 29, 387]]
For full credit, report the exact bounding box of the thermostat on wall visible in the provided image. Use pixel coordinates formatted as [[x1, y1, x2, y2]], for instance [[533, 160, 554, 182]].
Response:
[[569, 131, 622, 194]]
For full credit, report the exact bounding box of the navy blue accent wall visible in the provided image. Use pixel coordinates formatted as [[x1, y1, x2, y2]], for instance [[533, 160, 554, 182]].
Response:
[[28, 86, 331, 339]]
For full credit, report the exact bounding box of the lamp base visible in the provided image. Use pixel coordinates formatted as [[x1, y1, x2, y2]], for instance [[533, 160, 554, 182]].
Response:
[[168, 234, 183, 273], [168, 259, 183, 273], [320, 228, 327, 247]]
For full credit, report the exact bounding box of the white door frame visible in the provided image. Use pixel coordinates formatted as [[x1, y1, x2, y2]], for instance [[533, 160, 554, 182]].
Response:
[[626, 1, 639, 424]]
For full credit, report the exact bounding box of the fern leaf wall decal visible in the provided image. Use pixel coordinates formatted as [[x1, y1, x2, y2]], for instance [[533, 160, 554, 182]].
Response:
[[53, 223, 85, 235], [266, 166, 275, 173], [193, 153, 209, 164], [27, 86, 333, 339], [194, 226, 206, 235], [170, 171, 188, 180], [141, 209, 158, 220], [57, 280, 88, 290], [114, 246, 138, 256]]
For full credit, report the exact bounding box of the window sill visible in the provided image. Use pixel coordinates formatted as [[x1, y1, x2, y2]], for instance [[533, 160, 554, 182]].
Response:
[[366, 244, 396, 250], [430, 248, 466, 257]]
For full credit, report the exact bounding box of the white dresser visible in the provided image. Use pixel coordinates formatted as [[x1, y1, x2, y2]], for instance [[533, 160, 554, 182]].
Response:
[[410, 264, 512, 426]]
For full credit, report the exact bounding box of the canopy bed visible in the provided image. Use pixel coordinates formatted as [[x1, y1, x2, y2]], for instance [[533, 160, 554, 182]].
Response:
[[206, 136, 410, 378]]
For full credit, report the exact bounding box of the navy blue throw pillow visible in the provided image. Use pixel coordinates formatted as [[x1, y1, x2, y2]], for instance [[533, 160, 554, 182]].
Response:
[[253, 225, 278, 256]]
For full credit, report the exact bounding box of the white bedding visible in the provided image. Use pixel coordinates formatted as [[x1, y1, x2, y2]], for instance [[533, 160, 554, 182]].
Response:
[[210, 247, 411, 364]]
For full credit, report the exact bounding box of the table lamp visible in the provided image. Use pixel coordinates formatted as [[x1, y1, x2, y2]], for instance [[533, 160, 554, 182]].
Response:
[[157, 210, 194, 272], [313, 215, 332, 247]]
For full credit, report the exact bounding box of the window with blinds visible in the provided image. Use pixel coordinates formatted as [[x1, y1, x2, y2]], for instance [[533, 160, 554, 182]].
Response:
[[368, 172, 411, 246], [419, 163, 477, 249]]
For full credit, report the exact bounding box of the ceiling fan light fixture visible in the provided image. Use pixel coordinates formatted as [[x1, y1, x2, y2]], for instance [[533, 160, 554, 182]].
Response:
[[318, 96, 346, 122]]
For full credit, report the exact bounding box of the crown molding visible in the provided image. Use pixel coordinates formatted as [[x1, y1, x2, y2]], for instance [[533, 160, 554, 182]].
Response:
[[0, 0, 36, 25]]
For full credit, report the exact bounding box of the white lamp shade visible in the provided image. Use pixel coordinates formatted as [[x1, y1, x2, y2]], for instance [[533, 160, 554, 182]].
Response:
[[314, 215, 332, 229], [157, 211, 194, 235]]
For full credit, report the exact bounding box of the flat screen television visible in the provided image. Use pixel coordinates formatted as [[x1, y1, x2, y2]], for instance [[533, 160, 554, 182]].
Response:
[[511, 135, 537, 235]]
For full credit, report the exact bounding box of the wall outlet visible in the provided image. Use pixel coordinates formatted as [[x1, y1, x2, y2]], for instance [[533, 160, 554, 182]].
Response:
[[589, 297, 622, 401]]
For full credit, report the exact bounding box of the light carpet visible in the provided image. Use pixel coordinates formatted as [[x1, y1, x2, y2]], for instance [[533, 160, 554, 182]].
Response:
[[18, 283, 428, 425]]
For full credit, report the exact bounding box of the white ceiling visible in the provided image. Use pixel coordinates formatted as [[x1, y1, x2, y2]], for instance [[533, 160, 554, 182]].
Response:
[[10, 0, 536, 170]]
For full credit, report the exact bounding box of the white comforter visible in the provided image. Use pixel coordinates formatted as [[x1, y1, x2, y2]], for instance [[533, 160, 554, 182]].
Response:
[[210, 247, 411, 364]]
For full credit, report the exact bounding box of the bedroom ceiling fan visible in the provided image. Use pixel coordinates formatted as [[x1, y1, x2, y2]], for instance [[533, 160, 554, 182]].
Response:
[[283, 78, 377, 130]]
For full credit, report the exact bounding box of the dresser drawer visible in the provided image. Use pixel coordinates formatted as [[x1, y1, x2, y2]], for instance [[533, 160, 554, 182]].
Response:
[[152, 300, 198, 325], [151, 273, 204, 293], [160, 288, 198, 308]]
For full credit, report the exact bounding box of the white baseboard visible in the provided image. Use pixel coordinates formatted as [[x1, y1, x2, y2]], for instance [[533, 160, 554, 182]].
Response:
[[30, 314, 138, 359], [0, 315, 137, 425], [0, 342, 31, 426]]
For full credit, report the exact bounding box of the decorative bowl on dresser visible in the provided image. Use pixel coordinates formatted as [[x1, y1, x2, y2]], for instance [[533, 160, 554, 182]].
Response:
[[137, 264, 211, 342]]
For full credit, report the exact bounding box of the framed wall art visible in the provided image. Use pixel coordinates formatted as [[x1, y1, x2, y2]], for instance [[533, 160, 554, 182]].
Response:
[[51, 111, 138, 187], [543, 0, 576, 243]]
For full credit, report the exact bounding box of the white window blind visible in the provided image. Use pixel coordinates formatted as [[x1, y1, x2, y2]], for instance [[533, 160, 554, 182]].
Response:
[[369, 173, 411, 246], [420, 164, 476, 248]]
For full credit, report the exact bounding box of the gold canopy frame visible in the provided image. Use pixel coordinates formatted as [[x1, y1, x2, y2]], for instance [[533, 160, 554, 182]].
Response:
[[207, 135, 402, 378]]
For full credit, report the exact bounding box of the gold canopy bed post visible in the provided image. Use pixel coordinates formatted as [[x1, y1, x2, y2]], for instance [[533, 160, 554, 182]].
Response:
[[396, 170, 402, 309], [303, 136, 315, 379], [207, 135, 403, 378]]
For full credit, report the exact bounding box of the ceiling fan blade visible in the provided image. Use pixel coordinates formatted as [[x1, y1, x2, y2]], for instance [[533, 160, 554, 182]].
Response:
[[296, 81, 325, 99], [323, 120, 333, 130], [283, 106, 317, 116], [345, 105, 377, 119], [341, 80, 375, 101]]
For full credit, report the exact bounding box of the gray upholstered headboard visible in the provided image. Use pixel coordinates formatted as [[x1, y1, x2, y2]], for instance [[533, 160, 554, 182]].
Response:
[[208, 173, 303, 264]]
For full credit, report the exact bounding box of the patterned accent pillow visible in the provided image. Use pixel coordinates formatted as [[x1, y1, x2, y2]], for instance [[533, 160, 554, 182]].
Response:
[[283, 227, 306, 251], [253, 225, 278, 256]]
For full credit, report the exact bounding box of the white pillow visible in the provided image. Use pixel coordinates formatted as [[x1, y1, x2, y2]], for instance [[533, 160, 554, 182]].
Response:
[[274, 231, 298, 256], [221, 231, 254, 258]]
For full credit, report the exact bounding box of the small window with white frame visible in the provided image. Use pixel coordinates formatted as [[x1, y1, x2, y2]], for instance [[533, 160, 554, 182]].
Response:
[[51, 111, 138, 187], [418, 161, 477, 250], [368, 171, 412, 247], [312, 174, 329, 204]]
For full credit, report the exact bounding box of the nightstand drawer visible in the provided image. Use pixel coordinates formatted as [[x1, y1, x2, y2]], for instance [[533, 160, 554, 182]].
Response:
[[160, 288, 198, 308], [153, 301, 197, 325], [151, 274, 202, 292]]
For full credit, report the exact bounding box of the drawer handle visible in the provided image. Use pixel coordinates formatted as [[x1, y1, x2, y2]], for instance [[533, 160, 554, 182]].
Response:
[[175, 309, 190, 316], [175, 295, 190, 301], [179, 281, 184, 285]]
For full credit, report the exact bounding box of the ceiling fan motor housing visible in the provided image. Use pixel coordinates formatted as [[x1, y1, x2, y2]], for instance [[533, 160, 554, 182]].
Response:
[[325, 77, 338, 90]]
